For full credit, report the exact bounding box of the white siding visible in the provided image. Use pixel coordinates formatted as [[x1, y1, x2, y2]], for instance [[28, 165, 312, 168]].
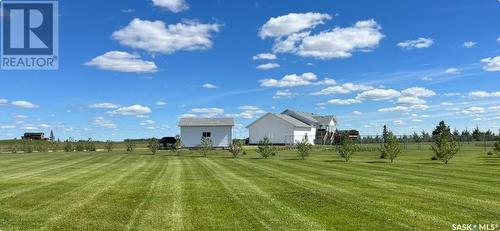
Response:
[[293, 127, 316, 145], [248, 114, 295, 144], [180, 126, 232, 148]]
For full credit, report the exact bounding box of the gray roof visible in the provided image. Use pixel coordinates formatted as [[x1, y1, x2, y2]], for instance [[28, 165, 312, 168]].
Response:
[[312, 115, 337, 125], [179, 118, 234, 127], [283, 109, 336, 125], [274, 114, 311, 128]]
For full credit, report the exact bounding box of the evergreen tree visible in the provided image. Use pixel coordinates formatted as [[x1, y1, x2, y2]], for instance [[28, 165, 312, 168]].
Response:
[[50, 130, 55, 142]]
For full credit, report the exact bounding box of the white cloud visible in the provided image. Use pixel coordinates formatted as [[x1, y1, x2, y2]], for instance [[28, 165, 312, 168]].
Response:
[[316, 78, 337, 85], [396, 96, 426, 105], [93, 117, 117, 129], [269, 19, 384, 59], [112, 18, 220, 54], [356, 89, 400, 101], [463, 41, 477, 48], [379, 106, 410, 113], [227, 106, 266, 119], [481, 56, 500, 71], [257, 63, 280, 70], [39, 124, 51, 129], [0, 99, 7, 106], [352, 110, 363, 115], [13, 115, 28, 119], [497, 37, 500, 43], [273, 89, 297, 99], [461, 107, 485, 115], [259, 12, 332, 38], [152, 0, 189, 13], [253, 53, 277, 60], [202, 83, 219, 89], [156, 101, 167, 106], [260, 72, 317, 87], [85, 51, 158, 73], [238, 105, 260, 110], [180, 113, 196, 118], [397, 37, 434, 49], [109, 105, 152, 116], [327, 98, 361, 105], [189, 108, 224, 118], [312, 83, 372, 95], [401, 87, 436, 98], [0, 125, 16, 129], [444, 68, 460, 75], [422, 76, 433, 81], [140, 120, 156, 126], [11, 101, 39, 109], [469, 91, 500, 98], [88, 103, 119, 109], [394, 120, 405, 125], [296, 19, 384, 59]]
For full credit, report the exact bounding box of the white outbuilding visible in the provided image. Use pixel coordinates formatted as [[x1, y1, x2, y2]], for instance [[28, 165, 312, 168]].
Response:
[[247, 109, 336, 145], [179, 117, 234, 148]]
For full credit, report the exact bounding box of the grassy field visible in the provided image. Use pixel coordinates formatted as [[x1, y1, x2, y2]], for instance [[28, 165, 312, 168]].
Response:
[[0, 144, 498, 230]]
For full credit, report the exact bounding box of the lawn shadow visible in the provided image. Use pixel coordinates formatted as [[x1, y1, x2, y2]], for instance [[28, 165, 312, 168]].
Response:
[[365, 161, 389, 164], [324, 159, 345, 163]]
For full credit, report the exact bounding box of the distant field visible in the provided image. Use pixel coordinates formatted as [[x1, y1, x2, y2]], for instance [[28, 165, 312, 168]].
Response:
[[0, 144, 498, 230]]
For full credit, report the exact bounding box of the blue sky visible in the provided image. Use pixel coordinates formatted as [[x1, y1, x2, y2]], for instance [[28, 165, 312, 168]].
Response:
[[0, 0, 499, 140]]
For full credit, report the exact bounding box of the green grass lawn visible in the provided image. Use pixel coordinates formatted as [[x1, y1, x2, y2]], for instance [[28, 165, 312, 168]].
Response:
[[0, 145, 498, 230]]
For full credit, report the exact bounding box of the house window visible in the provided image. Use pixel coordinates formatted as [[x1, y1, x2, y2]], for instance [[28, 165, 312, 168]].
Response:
[[202, 132, 211, 138]]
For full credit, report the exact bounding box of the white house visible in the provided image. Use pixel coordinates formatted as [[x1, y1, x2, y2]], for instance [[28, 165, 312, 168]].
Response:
[[179, 117, 234, 148], [247, 109, 336, 145]]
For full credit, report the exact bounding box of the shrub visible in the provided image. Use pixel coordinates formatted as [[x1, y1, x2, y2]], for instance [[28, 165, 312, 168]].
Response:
[[257, 137, 277, 159], [198, 137, 214, 157], [105, 140, 113, 152], [487, 151, 493, 156], [63, 141, 74, 152], [126, 141, 136, 153], [36, 143, 49, 153], [296, 136, 313, 160], [50, 142, 59, 153], [22, 142, 34, 153], [494, 139, 500, 156], [380, 133, 402, 163], [172, 136, 183, 155], [9, 144, 18, 153], [430, 121, 460, 164], [85, 139, 96, 152], [338, 134, 357, 162], [75, 142, 85, 152], [229, 140, 244, 158], [148, 139, 160, 155]]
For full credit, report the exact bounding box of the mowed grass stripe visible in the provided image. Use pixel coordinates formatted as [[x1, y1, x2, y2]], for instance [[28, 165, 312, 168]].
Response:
[[181, 157, 268, 231], [225, 159, 446, 229], [288, 158, 500, 203], [126, 155, 170, 230], [133, 156, 185, 231], [0, 153, 98, 176], [0, 154, 133, 230], [0, 153, 72, 172], [52, 155, 165, 231], [39, 155, 153, 231], [200, 158, 327, 231], [238, 159, 499, 226], [0, 153, 101, 180], [0, 154, 123, 200]]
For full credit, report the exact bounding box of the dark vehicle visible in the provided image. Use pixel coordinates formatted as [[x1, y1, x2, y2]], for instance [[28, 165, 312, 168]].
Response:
[[159, 137, 177, 149]]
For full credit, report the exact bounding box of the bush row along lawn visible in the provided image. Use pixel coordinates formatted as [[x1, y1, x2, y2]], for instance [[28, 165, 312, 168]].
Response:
[[0, 146, 498, 231]]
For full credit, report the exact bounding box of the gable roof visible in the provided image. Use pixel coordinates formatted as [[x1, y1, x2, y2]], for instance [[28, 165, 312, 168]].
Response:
[[246, 113, 310, 128], [312, 115, 337, 125], [274, 114, 311, 128], [179, 118, 234, 127]]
